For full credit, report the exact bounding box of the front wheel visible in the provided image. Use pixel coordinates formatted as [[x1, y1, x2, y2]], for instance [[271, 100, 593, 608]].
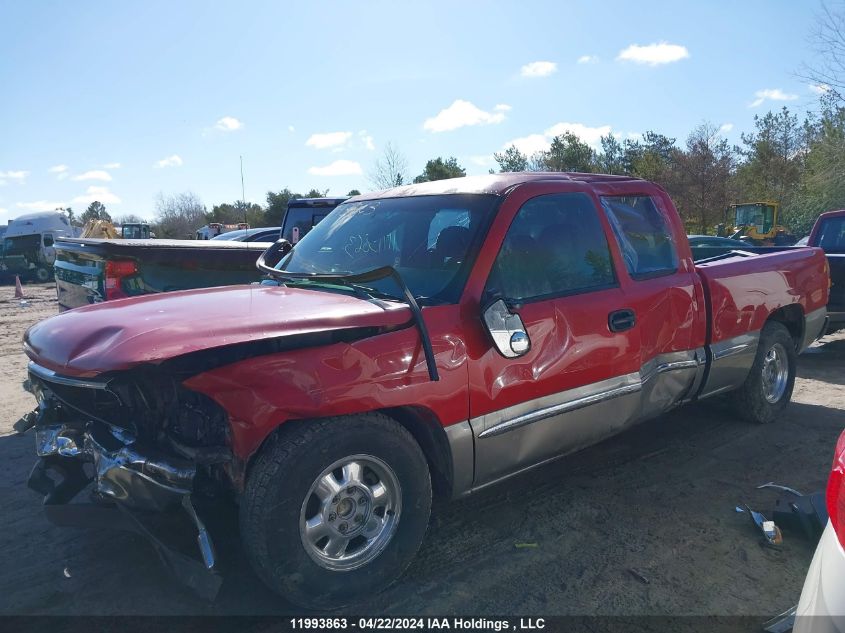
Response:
[[35, 266, 51, 283], [240, 413, 432, 609], [732, 321, 796, 423]]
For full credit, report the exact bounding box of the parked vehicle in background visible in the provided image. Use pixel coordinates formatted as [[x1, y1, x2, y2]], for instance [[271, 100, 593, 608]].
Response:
[[211, 226, 281, 242], [52, 237, 272, 311], [280, 197, 347, 244], [688, 234, 747, 254], [807, 210, 845, 334], [195, 222, 249, 240], [120, 223, 152, 239], [0, 211, 79, 282], [796, 235, 810, 246], [794, 428, 845, 632], [20, 174, 828, 607]]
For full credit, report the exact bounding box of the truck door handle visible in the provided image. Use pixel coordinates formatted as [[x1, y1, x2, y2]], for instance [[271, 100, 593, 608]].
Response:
[[608, 309, 636, 333]]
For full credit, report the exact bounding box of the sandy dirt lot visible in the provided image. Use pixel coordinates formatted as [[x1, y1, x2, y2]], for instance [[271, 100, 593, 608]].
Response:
[[1, 283, 843, 618]]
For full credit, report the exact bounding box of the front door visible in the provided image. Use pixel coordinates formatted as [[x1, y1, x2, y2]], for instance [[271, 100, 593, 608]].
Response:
[[468, 190, 641, 487], [42, 233, 56, 264]]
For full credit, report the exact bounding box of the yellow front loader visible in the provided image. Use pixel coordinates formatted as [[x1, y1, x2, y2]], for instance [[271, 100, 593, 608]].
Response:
[[720, 202, 796, 245]]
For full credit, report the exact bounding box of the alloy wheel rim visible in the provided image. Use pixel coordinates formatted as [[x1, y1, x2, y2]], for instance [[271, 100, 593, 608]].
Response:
[[299, 454, 401, 571], [761, 342, 788, 404]]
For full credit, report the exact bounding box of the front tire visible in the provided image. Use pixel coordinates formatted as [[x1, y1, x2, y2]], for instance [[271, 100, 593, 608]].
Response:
[[732, 321, 796, 423], [35, 266, 51, 283], [240, 413, 432, 609]]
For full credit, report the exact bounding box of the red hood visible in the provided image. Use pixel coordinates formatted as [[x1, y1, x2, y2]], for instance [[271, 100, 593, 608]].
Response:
[[24, 285, 411, 377]]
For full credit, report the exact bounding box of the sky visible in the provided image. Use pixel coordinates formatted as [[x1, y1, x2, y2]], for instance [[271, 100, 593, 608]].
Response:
[[0, 0, 831, 223]]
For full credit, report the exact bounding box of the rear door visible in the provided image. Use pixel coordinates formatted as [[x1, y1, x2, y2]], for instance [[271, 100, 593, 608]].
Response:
[[598, 189, 704, 418], [467, 186, 642, 487], [42, 233, 56, 264]]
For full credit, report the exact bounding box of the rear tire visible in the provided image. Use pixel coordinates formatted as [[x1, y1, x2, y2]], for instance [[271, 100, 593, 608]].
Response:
[[732, 321, 796, 423], [240, 413, 432, 609], [35, 266, 51, 283]]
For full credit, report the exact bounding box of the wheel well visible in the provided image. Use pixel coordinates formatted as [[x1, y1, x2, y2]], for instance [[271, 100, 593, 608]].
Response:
[[767, 304, 804, 349], [242, 407, 455, 499], [379, 406, 454, 499]]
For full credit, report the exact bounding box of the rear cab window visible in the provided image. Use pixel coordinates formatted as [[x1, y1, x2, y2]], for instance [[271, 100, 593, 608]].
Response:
[[600, 196, 679, 279], [818, 216, 845, 253]]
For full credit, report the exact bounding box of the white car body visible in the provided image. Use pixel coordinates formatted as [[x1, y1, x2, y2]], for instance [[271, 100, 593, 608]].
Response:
[[795, 523, 845, 632], [795, 429, 845, 633]]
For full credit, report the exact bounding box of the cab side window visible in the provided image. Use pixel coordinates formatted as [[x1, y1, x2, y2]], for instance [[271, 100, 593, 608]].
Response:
[[600, 196, 678, 279], [485, 193, 616, 303]]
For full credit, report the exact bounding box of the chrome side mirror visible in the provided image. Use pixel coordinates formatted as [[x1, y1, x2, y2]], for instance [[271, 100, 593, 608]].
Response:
[[482, 299, 531, 358]]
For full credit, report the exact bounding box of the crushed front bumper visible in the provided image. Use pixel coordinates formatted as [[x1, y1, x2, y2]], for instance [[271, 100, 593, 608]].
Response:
[[23, 418, 222, 600]]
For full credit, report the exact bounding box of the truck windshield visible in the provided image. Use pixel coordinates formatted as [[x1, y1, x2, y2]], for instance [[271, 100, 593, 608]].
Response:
[[734, 204, 773, 233], [275, 194, 498, 303]]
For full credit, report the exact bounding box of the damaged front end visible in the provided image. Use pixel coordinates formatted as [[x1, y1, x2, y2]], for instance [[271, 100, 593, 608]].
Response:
[[18, 361, 234, 600]]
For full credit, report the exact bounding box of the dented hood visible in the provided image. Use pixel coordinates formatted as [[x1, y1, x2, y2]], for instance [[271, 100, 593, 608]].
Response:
[[24, 284, 411, 377]]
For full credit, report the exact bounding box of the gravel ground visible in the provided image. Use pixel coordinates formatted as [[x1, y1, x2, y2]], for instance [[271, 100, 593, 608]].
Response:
[[1, 283, 843, 618]]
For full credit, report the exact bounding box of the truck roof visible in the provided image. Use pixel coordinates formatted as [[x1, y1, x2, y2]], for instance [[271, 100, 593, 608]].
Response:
[[287, 197, 348, 208], [355, 172, 648, 200]]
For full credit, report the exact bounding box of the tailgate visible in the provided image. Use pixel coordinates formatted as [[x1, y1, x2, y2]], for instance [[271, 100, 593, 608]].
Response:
[[54, 242, 105, 311], [829, 254, 845, 312]]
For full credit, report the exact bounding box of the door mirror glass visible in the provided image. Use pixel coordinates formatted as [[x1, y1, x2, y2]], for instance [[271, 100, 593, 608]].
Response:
[[482, 299, 531, 358], [258, 238, 293, 269]]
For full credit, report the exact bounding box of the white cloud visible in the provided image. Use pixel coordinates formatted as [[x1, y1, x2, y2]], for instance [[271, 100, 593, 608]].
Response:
[[103, 162, 121, 169], [358, 130, 375, 150], [214, 116, 243, 132], [749, 88, 799, 108], [719, 123, 734, 134], [307, 160, 363, 176], [545, 122, 612, 147], [16, 200, 67, 212], [617, 42, 689, 65], [503, 121, 614, 157], [306, 131, 353, 149], [72, 185, 121, 205], [494, 104, 512, 112], [520, 61, 557, 77], [288, 125, 296, 133], [504, 134, 552, 156], [423, 100, 507, 132], [577, 55, 598, 64], [48, 164, 68, 173], [154, 154, 183, 168], [809, 83, 831, 95], [72, 170, 112, 182], [0, 207, 8, 216], [0, 170, 29, 186]]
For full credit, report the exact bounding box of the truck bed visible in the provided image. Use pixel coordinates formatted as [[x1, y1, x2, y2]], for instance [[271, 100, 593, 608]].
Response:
[[695, 246, 829, 348]]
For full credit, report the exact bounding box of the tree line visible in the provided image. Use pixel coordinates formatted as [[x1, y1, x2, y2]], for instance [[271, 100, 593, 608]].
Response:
[[487, 95, 845, 236], [71, 92, 843, 242]]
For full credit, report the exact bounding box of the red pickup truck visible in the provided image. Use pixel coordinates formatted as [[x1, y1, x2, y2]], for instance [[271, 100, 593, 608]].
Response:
[[20, 173, 829, 607]]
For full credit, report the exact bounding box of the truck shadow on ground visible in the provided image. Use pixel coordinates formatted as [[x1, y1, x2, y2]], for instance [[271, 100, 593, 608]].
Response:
[[798, 335, 845, 387], [1, 395, 842, 616]]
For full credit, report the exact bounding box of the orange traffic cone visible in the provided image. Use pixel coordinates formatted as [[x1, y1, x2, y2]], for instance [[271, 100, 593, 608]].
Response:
[[14, 275, 25, 299]]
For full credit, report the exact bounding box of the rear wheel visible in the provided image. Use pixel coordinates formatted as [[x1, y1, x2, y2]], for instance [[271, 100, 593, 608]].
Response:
[[240, 413, 432, 609], [732, 321, 796, 423]]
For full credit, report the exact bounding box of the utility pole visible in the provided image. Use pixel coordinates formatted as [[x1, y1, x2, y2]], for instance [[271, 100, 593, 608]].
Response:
[[240, 155, 247, 226]]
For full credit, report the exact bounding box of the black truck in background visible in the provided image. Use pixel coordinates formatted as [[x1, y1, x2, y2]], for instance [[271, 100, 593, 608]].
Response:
[[53, 197, 347, 311]]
